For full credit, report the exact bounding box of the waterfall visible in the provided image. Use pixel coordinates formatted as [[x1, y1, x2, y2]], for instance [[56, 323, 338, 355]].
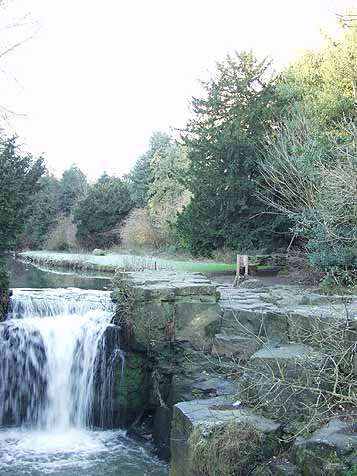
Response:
[[0, 288, 122, 430]]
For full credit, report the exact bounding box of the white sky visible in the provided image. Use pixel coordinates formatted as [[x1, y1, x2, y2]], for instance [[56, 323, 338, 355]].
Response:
[[0, 0, 355, 179]]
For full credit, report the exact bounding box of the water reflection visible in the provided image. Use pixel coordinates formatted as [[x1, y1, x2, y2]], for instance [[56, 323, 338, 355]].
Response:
[[7, 256, 112, 290]]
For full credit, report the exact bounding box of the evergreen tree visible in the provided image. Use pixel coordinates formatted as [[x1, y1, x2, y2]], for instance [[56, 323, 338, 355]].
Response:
[[58, 165, 87, 215], [0, 137, 45, 252], [22, 174, 61, 249], [176, 51, 286, 255], [148, 143, 190, 241], [74, 174, 132, 248], [126, 132, 172, 207], [280, 22, 357, 129], [0, 137, 45, 317]]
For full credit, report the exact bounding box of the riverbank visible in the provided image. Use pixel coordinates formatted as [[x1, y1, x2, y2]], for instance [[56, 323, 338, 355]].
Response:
[[19, 250, 237, 274]]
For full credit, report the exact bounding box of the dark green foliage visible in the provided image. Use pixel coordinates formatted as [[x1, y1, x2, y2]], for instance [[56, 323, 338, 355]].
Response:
[[345, 466, 357, 476], [280, 23, 357, 129], [0, 137, 44, 318], [126, 132, 172, 207], [176, 51, 289, 256], [74, 174, 133, 248], [58, 165, 87, 215], [22, 175, 61, 249], [0, 137, 45, 253]]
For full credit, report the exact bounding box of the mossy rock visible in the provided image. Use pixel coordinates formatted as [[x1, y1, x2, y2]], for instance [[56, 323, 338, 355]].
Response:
[[113, 351, 152, 425]]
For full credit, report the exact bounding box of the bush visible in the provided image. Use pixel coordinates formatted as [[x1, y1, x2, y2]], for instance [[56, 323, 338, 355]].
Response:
[[44, 215, 79, 251], [345, 467, 357, 476], [306, 153, 357, 285], [120, 208, 164, 249], [74, 175, 132, 248], [259, 112, 357, 287]]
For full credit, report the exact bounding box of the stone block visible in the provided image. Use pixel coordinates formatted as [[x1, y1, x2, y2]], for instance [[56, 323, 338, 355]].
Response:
[[170, 396, 282, 476], [212, 333, 261, 360], [293, 419, 357, 476], [241, 344, 328, 420], [112, 351, 152, 426], [221, 308, 289, 343], [174, 302, 221, 350]]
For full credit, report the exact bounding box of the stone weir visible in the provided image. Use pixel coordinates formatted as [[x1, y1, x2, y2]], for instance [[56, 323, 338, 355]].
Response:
[[111, 271, 357, 476]]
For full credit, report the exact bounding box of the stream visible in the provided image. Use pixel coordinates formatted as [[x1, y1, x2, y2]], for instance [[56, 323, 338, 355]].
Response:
[[0, 257, 168, 476]]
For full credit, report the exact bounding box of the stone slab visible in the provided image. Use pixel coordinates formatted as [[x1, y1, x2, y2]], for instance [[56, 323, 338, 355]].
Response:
[[170, 396, 281, 476]]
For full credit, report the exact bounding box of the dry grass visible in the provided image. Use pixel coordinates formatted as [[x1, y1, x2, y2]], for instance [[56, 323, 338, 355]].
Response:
[[189, 422, 263, 476]]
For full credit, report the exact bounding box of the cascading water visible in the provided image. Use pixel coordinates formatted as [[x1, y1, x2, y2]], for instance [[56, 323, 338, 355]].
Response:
[[0, 287, 167, 476], [1, 288, 118, 430]]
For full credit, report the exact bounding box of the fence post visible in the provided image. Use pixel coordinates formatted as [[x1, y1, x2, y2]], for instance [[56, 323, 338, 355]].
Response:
[[233, 254, 249, 286]]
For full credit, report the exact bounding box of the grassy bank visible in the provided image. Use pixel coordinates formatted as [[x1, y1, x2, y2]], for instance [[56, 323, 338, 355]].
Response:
[[19, 251, 237, 274]]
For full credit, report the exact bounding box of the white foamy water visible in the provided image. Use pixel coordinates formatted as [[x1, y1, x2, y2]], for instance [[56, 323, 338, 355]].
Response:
[[1, 289, 116, 429], [0, 289, 167, 476]]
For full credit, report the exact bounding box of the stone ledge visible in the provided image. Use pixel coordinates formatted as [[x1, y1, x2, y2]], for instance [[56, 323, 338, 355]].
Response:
[[170, 396, 282, 476], [293, 418, 357, 476]]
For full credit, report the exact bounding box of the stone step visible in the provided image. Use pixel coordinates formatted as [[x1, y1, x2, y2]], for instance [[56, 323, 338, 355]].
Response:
[[212, 333, 261, 360], [220, 307, 289, 344], [240, 344, 328, 421], [170, 395, 282, 476], [293, 418, 357, 476]]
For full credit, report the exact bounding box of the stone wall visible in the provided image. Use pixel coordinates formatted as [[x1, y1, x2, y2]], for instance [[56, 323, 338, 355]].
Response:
[[111, 271, 357, 475]]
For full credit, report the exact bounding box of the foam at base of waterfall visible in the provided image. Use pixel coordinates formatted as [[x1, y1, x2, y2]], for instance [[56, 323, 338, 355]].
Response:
[[0, 427, 167, 475], [0, 427, 110, 454]]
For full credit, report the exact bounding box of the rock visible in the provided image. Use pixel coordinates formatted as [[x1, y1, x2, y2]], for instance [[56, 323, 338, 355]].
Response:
[[293, 418, 357, 475], [270, 461, 298, 475], [170, 396, 282, 476], [191, 376, 240, 397], [299, 292, 355, 306], [240, 278, 264, 289], [241, 344, 328, 420], [92, 248, 106, 256], [220, 308, 289, 344], [112, 351, 152, 426], [212, 333, 261, 360], [251, 462, 298, 476], [174, 301, 221, 350], [116, 271, 222, 351], [152, 372, 239, 458]]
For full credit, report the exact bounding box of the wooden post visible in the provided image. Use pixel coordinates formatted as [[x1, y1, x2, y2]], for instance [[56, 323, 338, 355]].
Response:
[[236, 254, 240, 279], [243, 255, 249, 277], [233, 254, 249, 286]]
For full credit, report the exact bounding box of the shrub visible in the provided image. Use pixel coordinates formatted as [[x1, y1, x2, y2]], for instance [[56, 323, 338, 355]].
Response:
[[259, 113, 357, 287], [74, 175, 132, 248], [45, 215, 79, 251], [120, 208, 164, 249], [345, 466, 357, 476]]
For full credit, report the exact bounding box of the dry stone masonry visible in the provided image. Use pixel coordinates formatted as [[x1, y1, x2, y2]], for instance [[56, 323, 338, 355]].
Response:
[[112, 271, 357, 476]]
